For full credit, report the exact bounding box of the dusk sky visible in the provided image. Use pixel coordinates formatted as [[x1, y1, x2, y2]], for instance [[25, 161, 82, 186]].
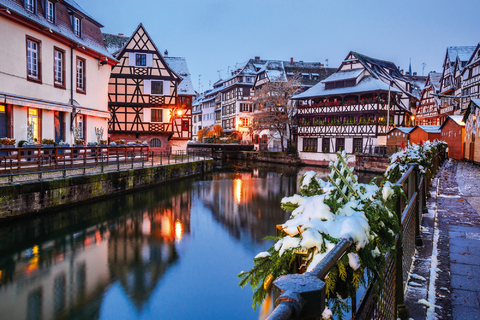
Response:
[[80, 0, 480, 93]]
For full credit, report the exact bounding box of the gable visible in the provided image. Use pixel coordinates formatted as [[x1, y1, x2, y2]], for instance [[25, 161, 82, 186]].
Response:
[[114, 24, 180, 80]]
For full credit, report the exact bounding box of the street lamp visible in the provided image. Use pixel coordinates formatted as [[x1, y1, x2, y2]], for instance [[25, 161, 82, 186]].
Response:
[[410, 115, 415, 126]]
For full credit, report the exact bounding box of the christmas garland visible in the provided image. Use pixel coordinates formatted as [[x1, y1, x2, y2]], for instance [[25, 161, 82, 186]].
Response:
[[238, 151, 402, 319]]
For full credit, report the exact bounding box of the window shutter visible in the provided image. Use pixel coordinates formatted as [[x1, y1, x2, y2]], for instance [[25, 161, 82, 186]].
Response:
[[143, 108, 151, 123], [144, 80, 151, 94], [163, 81, 170, 96], [146, 54, 153, 67], [128, 53, 135, 66]]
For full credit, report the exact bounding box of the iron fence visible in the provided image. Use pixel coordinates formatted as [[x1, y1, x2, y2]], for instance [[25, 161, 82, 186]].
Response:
[[266, 152, 444, 320], [359, 145, 401, 156], [0, 146, 211, 185]]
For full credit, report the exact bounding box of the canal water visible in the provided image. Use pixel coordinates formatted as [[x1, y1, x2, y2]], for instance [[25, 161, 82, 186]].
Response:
[[0, 163, 379, 320]]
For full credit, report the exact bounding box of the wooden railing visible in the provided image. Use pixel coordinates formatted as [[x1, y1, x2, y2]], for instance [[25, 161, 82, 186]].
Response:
[[266, 152, 445, 320]]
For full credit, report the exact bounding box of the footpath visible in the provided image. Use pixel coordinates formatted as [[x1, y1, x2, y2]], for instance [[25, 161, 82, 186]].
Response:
[[405, 159, 480, 319]]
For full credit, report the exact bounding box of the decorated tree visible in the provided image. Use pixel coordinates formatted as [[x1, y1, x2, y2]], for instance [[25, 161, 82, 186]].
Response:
[[249, 73, 301, 152]]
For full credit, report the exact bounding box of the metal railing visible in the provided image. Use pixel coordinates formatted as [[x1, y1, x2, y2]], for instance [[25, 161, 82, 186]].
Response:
[[358, 145, 401, 156], [266, 152, 445, 320], [0, 146, 211, 185]]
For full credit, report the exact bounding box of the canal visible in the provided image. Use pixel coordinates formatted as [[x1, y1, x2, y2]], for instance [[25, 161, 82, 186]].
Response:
[[0, 163, 379, 320]]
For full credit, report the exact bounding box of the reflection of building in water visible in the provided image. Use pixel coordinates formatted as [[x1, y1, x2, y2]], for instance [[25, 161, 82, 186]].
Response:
[[199, 171, 296, 242], [0, 188, 192, 319], [108, 190, 191, 308]]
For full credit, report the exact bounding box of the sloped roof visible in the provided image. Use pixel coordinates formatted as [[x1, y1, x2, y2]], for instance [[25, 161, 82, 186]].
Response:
[[415, 125, 441, 133], [387, 127, 413, 135], [440, 115, 465, 130], [448, 46, 476, 63], [429, 72, 442, 91], [0, 0, 114, 60], [103, 33, 129, 55], [164, 57, 195, 96], [292, 76, 401, 100], [321, 68, 363, 82], [463, 99, 480, 122]]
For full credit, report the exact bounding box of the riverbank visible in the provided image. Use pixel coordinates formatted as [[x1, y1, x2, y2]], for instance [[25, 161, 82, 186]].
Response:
[[0, 159, 213, 220]]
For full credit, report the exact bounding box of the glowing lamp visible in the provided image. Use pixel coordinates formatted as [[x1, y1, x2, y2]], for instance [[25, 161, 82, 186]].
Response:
[[410, 115, 415, 121], [177, 109, 183, 116]]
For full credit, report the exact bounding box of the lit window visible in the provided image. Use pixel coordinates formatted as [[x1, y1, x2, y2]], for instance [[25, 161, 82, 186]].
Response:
[[54, 49, 63, 86], [25, 0, 35, 12], [135, 54, 146, 67], [45, 1, 55, 23], [76, 58, 85, 92], [27, 38, 39, 79], [28, 108, 39, 141], [73, 17, 81, 37]]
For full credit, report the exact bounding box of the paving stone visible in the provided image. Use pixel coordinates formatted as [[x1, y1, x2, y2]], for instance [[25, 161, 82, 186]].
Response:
[[451, 273, 480, 291], [452, 305, 480, 319], [451, 288, 480, 307], [450, 263, 476, 276], [450, 252, 480, 266]]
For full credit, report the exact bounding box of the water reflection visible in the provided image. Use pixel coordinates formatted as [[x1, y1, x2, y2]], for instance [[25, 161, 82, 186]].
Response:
[[0, 163, 380, 320]]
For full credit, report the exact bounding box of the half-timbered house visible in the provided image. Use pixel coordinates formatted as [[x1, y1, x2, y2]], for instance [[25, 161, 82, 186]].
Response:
[[0, 0, 116, 144], [438, 46, 476, 120], [463, 99, 480, 162], [458, 43, 480, 111], [292, 51, 415, 166], [105, 24, 194, 151], [416, 72, 442, 125]]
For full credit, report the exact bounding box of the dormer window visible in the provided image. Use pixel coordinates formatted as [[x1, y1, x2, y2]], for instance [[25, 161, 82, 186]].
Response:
[[45, 0, 55, 23], [73, 16, 81, 37], [25, 0, 35, 13]]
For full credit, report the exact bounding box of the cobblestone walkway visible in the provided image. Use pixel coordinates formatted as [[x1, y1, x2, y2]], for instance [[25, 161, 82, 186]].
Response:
[[405, 159, 480, 319]]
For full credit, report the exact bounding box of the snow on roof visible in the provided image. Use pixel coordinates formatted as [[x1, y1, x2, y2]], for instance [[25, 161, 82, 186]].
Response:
[[447, 46, 476, 63], [388, 127, 414, 134], [0, 0, 114, 60], [429, 72, 442, 91], [448, 115, 465, 126], [164, 57, 196, 96], [103, 33, 130, 55], [471, 99, 480, 108], [321, 68, 363, 83], [415, 125, 441, 133], [293, 76, 401, 100]]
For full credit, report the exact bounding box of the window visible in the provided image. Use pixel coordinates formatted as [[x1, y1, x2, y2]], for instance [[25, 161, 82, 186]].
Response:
[[28, 108, 39, 141], [25, 0, 35, 12], [152, 81, 163, 95], [322, 138, 330, 153], [353, 138, 363, 153], [336, 138, 345, 152], [151, 109, 162, 122], [45, 0, 55, 23], [135, 54, 146, 67], [27, 37, 41, 82], [76, 57, 85, 92], [76, 114, 84, 139], [246, 77, 251, 82], [240, 117, 249, 126], [54, 48, 65, 88], [303, 138, 317, 152], [240, 103, 251, 112], [182, 120, 189, 131], [73, 16, 81, 37], [150, 138, 161, 148]]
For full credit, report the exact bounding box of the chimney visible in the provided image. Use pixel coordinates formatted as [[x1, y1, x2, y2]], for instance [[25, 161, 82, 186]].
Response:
[[164, 49, 168, 57], [400, 69, 404, 75], [413, 72, 417, 76], [255, 56, 260, 60], [118, 33, 124, 36], [290, 57, 294, 65], [299, 61, 303, 63]]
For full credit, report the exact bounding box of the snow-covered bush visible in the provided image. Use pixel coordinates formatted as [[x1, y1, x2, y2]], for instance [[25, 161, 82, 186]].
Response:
[[385, 140, 447, 182], [238, 151, 401, 319]]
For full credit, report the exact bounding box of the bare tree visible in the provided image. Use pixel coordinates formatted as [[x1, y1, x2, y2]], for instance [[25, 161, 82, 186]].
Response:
[[249, 74, 301, 152]]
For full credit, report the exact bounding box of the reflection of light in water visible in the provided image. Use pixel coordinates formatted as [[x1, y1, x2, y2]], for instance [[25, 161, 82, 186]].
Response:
[[142, 217, 151, 235], [26, 245, 39, 274], [175, 220, 183, 241], [234, 179, 242, 204], [161, 215, 173, 238], [95, 230, 102, 245], [258, 291, 273, 320]]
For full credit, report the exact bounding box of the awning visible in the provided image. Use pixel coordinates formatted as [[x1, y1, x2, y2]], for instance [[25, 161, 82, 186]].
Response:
[[76, 107, 110, 119], [5, 97, 72, 113]]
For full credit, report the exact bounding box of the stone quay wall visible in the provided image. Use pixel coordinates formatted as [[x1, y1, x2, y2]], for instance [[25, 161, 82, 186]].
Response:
[[0, 160, 213, 220]]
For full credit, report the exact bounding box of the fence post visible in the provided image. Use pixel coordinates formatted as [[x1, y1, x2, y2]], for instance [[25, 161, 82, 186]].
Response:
[[83, 149, 87, 176], [38, 155, 42, 181], [63, 156, 66, 178], [117, 152, 120, 172], [9, 158, 13, 184], [395, 190, 409, 320], [413, 165, 423, 246]]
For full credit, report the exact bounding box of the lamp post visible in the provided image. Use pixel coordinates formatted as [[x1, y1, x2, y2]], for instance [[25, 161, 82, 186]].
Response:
[[387, 85, 391, 133]]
